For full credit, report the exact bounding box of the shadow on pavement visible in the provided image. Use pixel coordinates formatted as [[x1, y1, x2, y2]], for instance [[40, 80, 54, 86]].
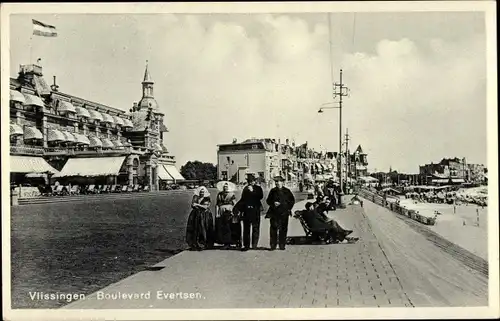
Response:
[[286, 236, 359, 245], [154, 248, 184, 255]]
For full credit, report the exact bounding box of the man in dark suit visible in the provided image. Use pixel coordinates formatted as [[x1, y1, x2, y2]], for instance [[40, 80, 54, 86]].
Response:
[[324, 181, 337, 210], [266, 176, 295, 250], [237, 173, 264, 251]]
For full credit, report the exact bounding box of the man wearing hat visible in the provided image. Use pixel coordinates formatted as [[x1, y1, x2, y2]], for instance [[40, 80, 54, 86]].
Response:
[[265, 175, 295, 250], [237, 173, 264, 251]]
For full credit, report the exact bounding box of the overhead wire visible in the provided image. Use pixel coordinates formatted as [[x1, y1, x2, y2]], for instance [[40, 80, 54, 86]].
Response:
[[327, 13, 334, 87]]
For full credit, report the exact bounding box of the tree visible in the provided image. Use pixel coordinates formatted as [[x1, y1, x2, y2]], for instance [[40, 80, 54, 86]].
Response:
[[180, 161, 217, 181]]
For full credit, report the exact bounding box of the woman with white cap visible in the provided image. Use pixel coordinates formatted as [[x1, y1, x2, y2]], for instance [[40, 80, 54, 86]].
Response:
[[215, 181, 237, 249], [185, 186, 215, 251]]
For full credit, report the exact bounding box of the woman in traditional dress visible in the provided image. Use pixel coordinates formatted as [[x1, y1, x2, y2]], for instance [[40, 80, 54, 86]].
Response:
[[186, 186, 214, 251], [215, 183, 237, 249]]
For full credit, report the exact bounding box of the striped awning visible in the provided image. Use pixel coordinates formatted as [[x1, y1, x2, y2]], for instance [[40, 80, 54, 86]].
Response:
[[76, 106, 91, 118], [10, 156, 58, 174], [158, 165, 174, 181], [10, 123, 24, 136], [88, 136, 103, 148], [101, 113, 114, 123], [10, 90, 26, 103], [74, 133, 90, 145], [58, 100, 76, 114], [113, 116, 124, 126], [61, 131, 76, 143], [113, 139, 124, 148], [54, 156, 126, 177], [47, 129, 65, 142], [164, 165, 185, 181], [24, 126, 43, 140], [101, 137, 114, 148], [88, 109, 103, 122], [122, 118, 134, 128], [304, 173, 313, 181], [23, 93, 45, 107]]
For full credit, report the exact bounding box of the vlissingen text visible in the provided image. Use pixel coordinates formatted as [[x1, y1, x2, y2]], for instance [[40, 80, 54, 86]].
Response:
[[96, 291, 205, 300], [29, 292, 86, 303]]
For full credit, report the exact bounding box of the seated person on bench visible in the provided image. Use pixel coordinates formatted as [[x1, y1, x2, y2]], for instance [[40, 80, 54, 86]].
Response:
[[301, 202, 358, 243], [314, 196, 334, 221]]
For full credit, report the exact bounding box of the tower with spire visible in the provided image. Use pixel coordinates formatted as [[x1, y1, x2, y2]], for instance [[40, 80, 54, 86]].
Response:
[[132, 60, 159, 112], [129, 61, 168, 150]]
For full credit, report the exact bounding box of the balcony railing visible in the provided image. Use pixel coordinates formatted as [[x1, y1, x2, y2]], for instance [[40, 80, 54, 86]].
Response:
[[10, 145, 45, 155], [11, 144, 172, 159], [44, 147, 133, 156]]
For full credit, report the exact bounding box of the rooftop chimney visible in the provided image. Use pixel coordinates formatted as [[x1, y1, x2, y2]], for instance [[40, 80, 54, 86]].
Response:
[[232, 138, 237, 144], [50, 75, 59, 92]]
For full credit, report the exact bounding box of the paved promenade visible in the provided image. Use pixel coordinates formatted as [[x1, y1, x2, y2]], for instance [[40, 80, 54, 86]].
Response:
[[64, 199, 487, 309]]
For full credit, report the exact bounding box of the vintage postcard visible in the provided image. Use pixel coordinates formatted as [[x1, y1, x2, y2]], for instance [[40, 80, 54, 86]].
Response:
[[1, 1, 498, 320]]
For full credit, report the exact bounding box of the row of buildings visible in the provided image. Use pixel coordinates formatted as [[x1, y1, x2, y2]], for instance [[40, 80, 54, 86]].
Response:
[[9, 61, 185, 193], [419, 157, 487, 185], [216, 138, 369, 184]]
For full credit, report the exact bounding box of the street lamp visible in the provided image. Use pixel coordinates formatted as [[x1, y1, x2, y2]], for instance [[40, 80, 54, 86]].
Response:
[[317, 103, 345, 208]]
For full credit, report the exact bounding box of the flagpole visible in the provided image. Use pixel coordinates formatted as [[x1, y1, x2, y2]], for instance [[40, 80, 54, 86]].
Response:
[[29, 34, 33, 64]]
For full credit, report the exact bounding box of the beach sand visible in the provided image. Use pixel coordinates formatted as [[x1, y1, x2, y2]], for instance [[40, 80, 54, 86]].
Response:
[[396, 199, 488, 260]]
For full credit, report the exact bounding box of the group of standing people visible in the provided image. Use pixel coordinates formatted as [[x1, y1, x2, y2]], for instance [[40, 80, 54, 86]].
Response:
[[185, 174, 296, 251]]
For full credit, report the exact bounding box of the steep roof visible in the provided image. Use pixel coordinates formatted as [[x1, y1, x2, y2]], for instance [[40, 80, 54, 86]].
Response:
[[355, 145, 364, 154], [142, 61, 154, 84]]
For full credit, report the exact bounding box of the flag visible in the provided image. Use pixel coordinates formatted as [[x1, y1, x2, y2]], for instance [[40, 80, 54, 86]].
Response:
[[32, 19, 57, 37]]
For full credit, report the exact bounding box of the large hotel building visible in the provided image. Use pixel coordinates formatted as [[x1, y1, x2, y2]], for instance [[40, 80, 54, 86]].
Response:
[[9, 62, 185, 192]]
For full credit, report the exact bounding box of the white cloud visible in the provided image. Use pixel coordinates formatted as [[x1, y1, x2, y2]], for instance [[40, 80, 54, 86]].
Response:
[[153, 15, 485, 173], [9, 14, 487, 173]]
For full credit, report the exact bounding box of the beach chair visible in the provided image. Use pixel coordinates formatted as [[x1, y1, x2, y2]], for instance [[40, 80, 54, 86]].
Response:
[[61, 186, 71, 196], [69, 185, 79, 195], [109, 185, 118, 193], [132, 184, 139, 192], [120, 185, 128, 193], [101, 185, 110, 193], [294, 211, 313, 238], [143, 185, 150, 192], [53, 185, 64, 196], [87, 185, 96, 194], [291, 210, 332, 244]]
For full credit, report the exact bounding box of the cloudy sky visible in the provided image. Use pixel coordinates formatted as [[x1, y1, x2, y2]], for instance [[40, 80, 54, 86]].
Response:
[[9, 11, 487, 173]]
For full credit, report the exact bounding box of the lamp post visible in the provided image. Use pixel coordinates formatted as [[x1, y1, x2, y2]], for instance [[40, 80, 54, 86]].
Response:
[[318, 104, 345, 207]]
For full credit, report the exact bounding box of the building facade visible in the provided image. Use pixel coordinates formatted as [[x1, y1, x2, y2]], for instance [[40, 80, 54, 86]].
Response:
[[216, 138, 339, 184], [350, 145, 369, 178], [419, 157, 486, 185], [9, 62, 184, 191]]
